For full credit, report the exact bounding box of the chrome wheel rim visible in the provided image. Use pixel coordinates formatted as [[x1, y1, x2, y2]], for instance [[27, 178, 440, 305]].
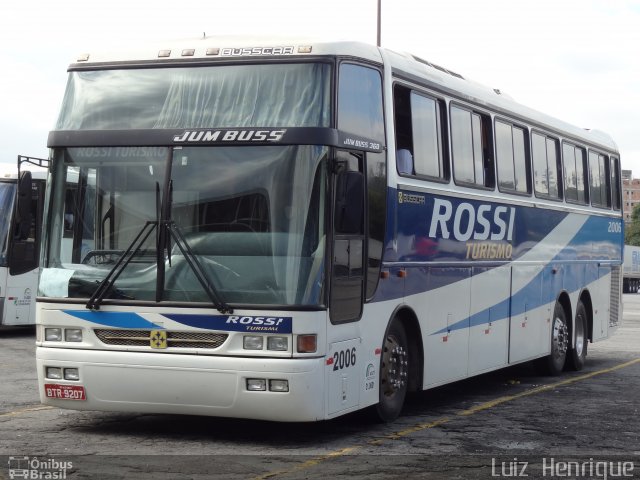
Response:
[[381, 335, 408, 397], [551, 314, 569, 362]]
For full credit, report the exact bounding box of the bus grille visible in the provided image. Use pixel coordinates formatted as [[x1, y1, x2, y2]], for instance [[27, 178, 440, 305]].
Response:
[[94, 329, 228, 349], [610, 265, 621, 328]]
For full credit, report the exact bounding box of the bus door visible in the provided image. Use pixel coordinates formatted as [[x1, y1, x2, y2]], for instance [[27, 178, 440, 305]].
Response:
[[329, 150, 365, 323], [327, 150, 365, 416]]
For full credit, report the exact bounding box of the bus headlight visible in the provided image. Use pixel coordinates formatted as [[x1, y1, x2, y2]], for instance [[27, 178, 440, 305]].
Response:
[[64, 368, 80, 381], [45, 328, 63, 342], [246, 379, 267, 391], [243, 336, 263, 350], [64, 329, 83, 342], [269, 379, 289, 392], [46, 367, 63, 380], [267, 336, 288, 351]]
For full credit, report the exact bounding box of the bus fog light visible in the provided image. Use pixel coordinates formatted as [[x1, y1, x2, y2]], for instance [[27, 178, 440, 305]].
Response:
[[243, 336, 263, 350], [64, 368, 80, 381], [45, 328, 62, 342], [297, 334, 317, 353], [269, 379, 289, 392], [246, 378, 266, 391], [64, 329, 83, 342], [46, 367, 63, 380], [267, 336, 288, 351]]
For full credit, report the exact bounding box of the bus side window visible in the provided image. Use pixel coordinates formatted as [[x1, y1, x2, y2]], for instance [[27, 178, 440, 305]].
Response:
[[451, 104, 494, 189], [393, 85, 447, 180], [611, 157, 621, 210], [495, 119, 530, 194], [532, 132, 562, 200], [588, 150, 610, 208], [563, 142, 588, 205]]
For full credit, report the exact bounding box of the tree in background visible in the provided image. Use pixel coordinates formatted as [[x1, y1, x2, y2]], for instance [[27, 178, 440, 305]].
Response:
[[625, 204, 640, 246]]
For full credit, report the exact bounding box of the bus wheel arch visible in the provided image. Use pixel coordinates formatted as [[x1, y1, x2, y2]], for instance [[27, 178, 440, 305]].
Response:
[[374, 307, 423, 422]]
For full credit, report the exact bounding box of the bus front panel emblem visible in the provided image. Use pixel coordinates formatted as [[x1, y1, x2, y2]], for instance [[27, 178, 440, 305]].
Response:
[[150, 330, 167, 349]]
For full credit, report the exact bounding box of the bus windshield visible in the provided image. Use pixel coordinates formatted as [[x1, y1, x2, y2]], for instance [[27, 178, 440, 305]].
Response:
[[55, 63, 330, 130], [41, 145, 328, 306], [0, 181, 16, 266]]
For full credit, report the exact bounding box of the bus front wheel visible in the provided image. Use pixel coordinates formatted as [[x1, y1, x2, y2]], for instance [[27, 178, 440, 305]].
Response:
[[375, 319, 409, 422]]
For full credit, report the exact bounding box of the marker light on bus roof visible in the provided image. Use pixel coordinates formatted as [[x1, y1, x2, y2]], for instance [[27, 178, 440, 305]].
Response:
[[206, 48, 220, 56], [181, 49, 195, 57], [77, 54, 90, 62], [158, 50, 171, 58], [297, 46, 312, 54]]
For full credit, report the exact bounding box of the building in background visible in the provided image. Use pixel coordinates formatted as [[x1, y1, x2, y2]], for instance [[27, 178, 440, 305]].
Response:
[[623, 169, 640, 224]]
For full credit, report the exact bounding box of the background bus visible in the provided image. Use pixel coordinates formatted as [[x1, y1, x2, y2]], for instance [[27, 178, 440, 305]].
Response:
[[623, 245, 640, 293], [0, 156, 46, 326], [33, 38, 622, 422]]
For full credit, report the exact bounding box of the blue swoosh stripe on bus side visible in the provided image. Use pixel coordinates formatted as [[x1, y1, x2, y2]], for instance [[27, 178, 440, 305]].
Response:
[[63, 310, 164, 329], [434, 262, 609, 336], [431, 215, 622, 335]]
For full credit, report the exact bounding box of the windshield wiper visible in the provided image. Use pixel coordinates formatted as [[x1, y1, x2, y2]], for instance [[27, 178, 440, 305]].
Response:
[[85, 221, 157, 310], [165, 221, 232, 314], [85, 218, 232, 314]]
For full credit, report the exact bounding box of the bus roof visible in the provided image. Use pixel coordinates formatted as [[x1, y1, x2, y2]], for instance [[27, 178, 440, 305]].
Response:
[[70, 36, 618, 153]]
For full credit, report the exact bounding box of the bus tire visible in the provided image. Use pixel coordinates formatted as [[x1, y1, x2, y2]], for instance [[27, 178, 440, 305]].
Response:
[[567, 301, 588, 371], [375, 319, 409, 422], [536, 302, 569, 376]]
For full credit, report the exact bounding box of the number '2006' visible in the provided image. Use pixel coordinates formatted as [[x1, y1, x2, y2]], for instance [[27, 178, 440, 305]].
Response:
[[608, 221, 622, 233], [333, 347, 356, 371]]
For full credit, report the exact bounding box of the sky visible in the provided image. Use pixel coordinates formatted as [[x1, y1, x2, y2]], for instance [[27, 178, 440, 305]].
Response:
[[1, 0, 639, 174]]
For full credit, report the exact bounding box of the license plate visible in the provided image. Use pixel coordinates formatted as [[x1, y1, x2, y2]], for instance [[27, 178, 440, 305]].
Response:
[[44, 384, 86, 401]]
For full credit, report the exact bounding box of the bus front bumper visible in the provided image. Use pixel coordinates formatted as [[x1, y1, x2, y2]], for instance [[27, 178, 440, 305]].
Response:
[[36, 347, 326, 422]]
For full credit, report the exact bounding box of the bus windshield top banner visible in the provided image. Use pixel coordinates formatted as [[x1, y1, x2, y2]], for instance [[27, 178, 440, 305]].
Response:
[[47, 127, 385, 153]]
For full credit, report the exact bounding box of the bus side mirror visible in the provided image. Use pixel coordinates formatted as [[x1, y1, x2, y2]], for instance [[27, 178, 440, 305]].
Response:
[[15, 171, 33, 240], [9, 170, 39, 276], [335, 170, 364, 235]]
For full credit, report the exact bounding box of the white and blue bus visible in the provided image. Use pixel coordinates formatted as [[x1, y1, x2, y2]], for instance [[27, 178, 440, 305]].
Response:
[[34, 38, 622, 421]]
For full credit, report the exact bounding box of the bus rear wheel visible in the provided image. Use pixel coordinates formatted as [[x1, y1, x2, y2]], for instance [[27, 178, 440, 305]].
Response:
[[567, 301, 588, 371], [375, 320, 409, 422], [536, 302, 568, 376]]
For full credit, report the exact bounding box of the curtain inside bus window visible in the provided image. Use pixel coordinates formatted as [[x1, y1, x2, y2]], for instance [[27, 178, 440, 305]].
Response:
[[166, 145, 327, 305], [42, 145, 328, 306], [56, 63, 331, 130]]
